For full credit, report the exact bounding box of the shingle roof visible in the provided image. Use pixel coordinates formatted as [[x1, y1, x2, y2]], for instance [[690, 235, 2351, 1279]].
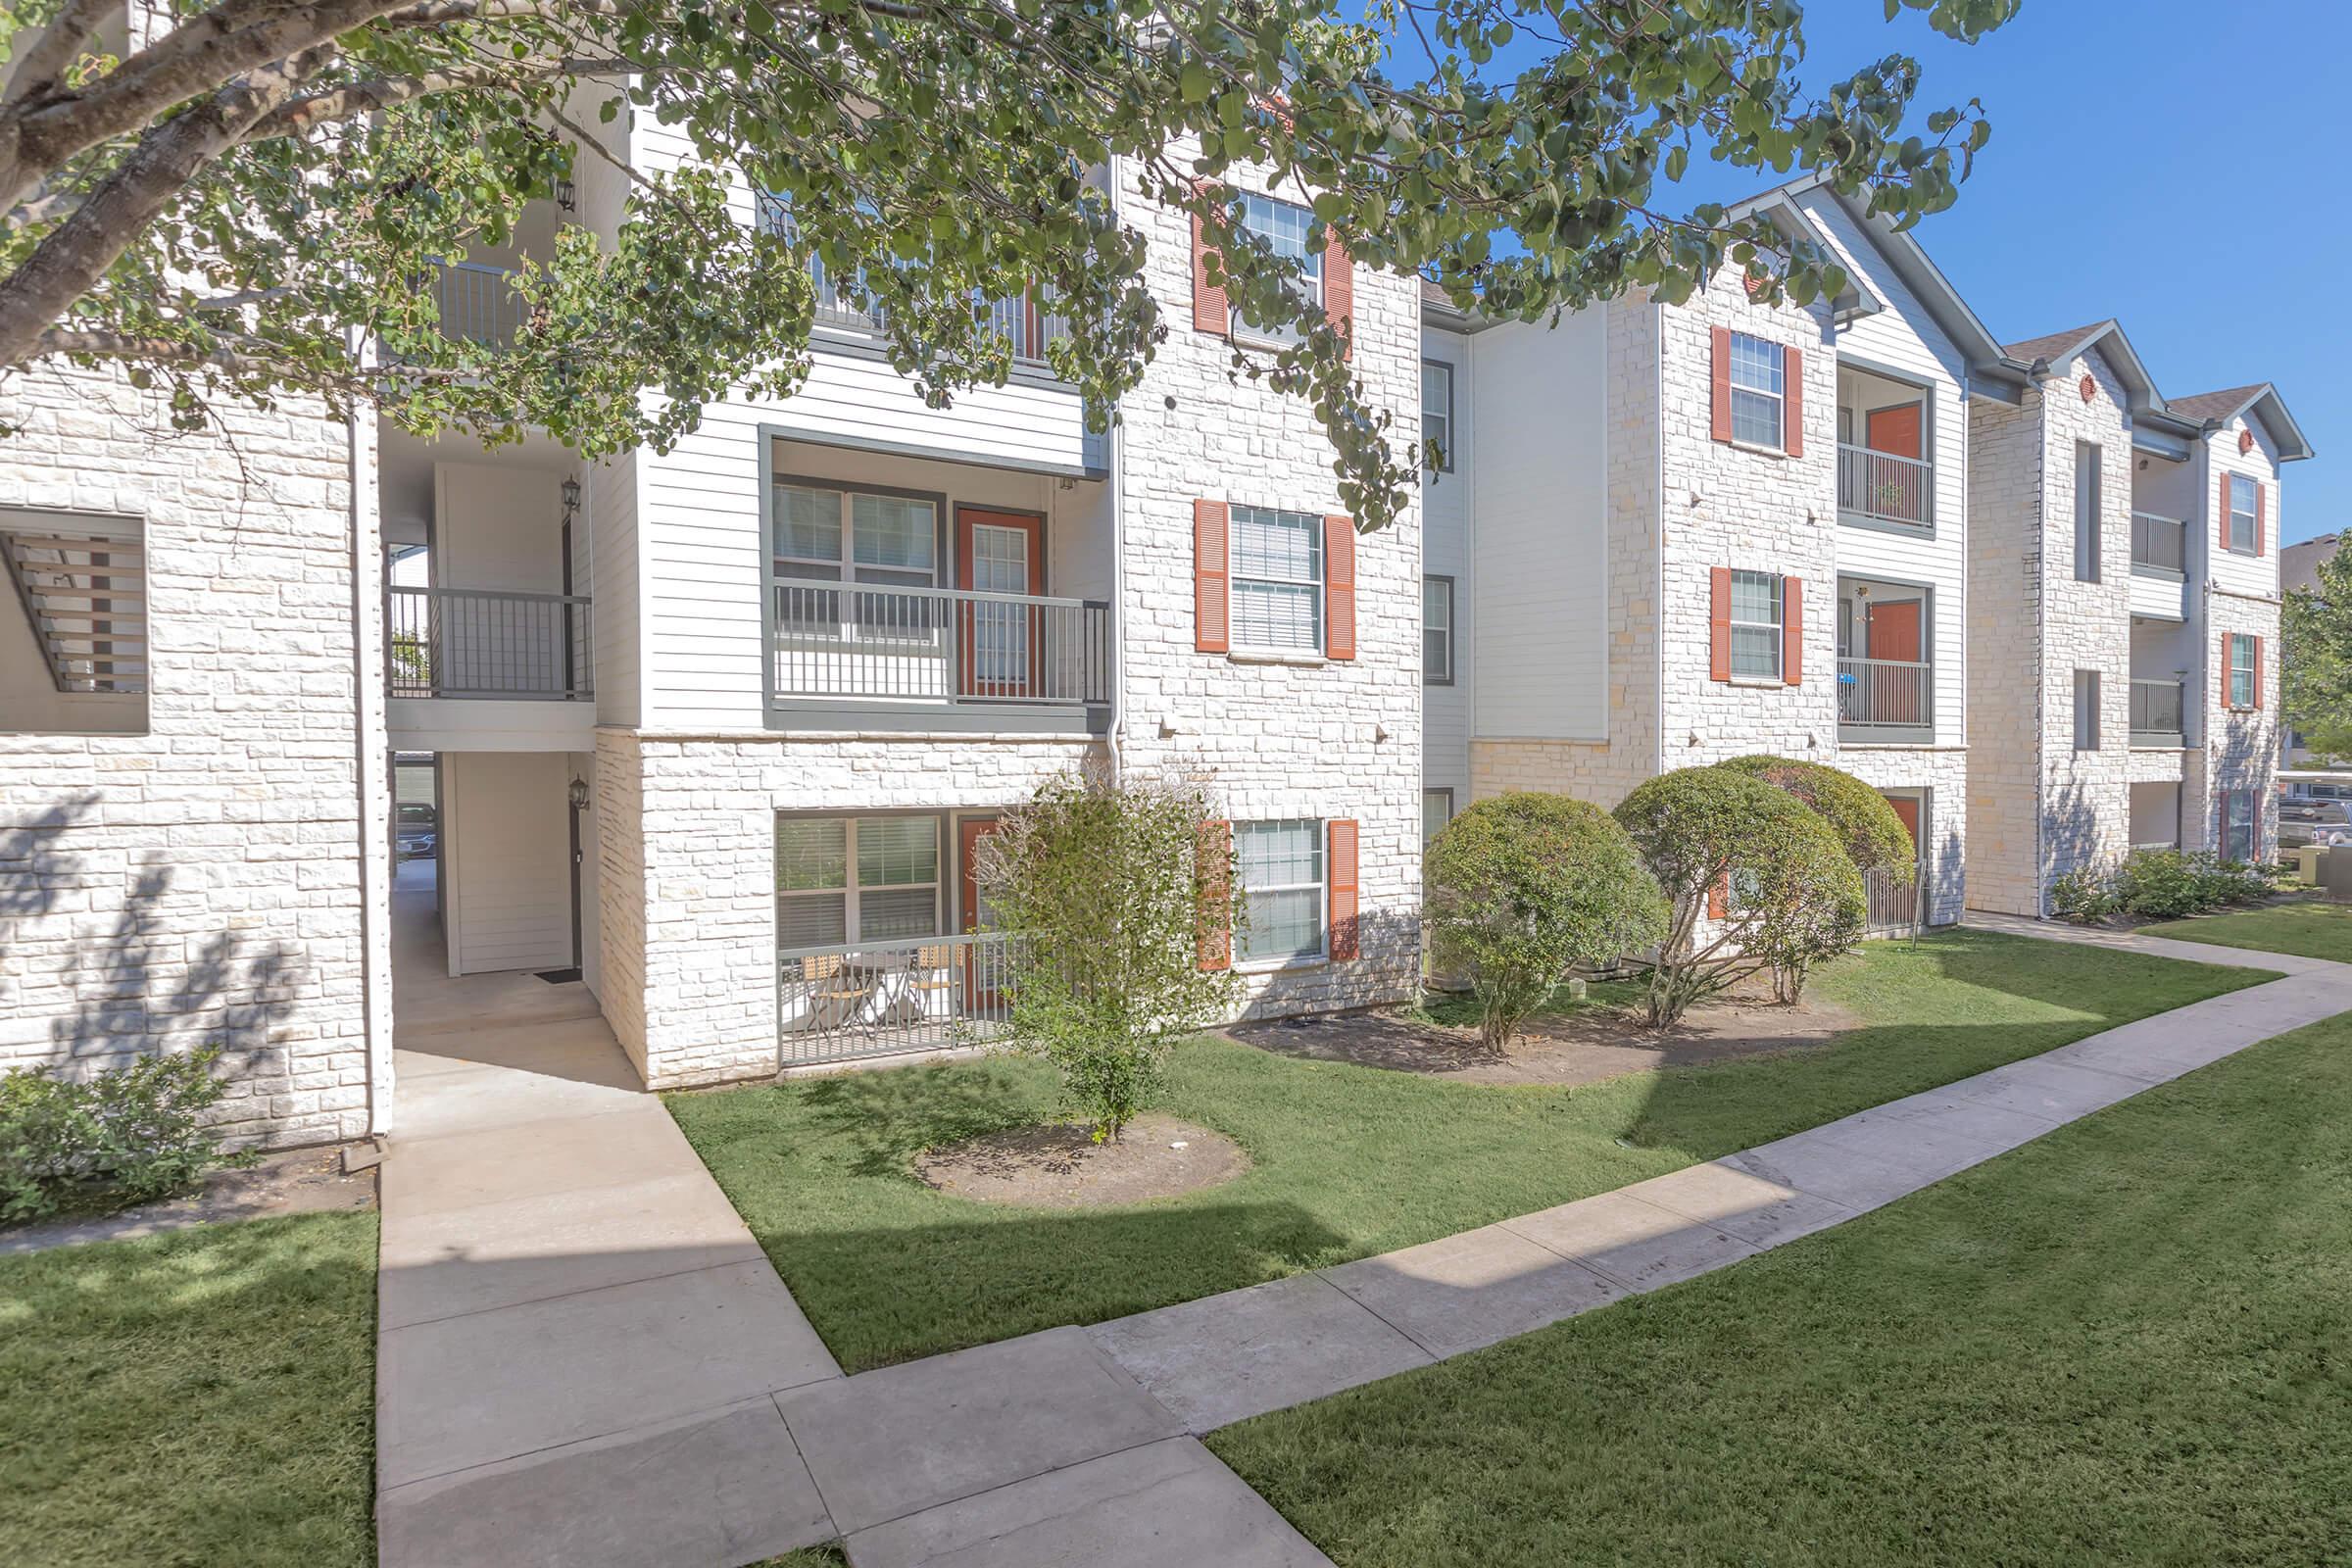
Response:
[[2166, 385, 2269, 422], [2001, 324, 2107, 364]]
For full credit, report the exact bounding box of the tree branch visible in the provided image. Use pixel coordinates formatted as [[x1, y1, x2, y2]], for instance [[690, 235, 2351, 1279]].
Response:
[[0, 0, 121, 112], [244, 55, 634, 139]]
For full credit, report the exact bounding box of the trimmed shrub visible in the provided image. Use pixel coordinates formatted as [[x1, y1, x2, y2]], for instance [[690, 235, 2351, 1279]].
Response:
[[1718, 755, 1916, 883], [0, 1049, 249, 1225], [972, 763, 1242, 1143], [1424, 792, 1668, 1048], [2051, 849, 2287, 925], [1614, 766, 1866, 1023]]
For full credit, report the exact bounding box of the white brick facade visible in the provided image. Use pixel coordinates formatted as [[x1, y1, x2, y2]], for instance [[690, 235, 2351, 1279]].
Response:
[[0, 364, 392, 1148]]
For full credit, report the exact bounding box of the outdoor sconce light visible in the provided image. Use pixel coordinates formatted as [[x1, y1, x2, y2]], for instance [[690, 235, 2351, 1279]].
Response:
[[556, 177, 577, 213], [567, 778, 591, 811], [561, 475, 582, 515]]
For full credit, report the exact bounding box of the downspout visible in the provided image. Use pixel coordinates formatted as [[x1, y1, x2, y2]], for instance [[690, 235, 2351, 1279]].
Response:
[[1102, 153, 1129, 784], [1650, 299, 1667, 779], [343, 385, 392, 1141]]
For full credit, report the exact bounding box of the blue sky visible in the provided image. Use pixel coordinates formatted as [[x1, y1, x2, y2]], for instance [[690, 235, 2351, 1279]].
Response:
[[1385, 1, 2344, 537]]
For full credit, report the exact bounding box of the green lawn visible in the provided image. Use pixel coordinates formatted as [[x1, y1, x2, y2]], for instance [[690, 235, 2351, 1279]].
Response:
[[0, 1212, 379, 1568], [2141, 898, 2352, 961], [670, 930, 2270, 1372], [1209, 1007, 2352, 1568]]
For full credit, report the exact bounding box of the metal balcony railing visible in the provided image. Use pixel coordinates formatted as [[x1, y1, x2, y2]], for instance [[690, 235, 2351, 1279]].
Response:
[[2132, 513, 2186, 577], [770, 579, 1110, 709], [425, 260, 532, 348], [2130, 678, 2185, 747], [754, 196, 1070, 365], [778, 931, 1015, 1065], [1837, 443, 1934, 529], [1837, 656, 1933, 740], [388, 585, 593, 699]]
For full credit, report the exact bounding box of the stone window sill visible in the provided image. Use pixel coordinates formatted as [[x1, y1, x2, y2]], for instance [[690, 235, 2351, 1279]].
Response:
[[1229, 649, 1328, 668]]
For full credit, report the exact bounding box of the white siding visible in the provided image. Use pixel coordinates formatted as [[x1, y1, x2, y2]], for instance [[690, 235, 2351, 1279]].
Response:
[[444, 751, 573, 974], [1420, 323, 1474, 816], [1468, 308, 1609, 741], [1798, 190, 1971, 750], [588, 449, 643, 726]]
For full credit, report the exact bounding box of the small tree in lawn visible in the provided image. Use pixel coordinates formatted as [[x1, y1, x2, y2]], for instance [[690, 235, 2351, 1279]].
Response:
[[1613, 766, 1866, 1024], [1720, 755, 1915, 996], [973, 763, 1240, 1144], [1424, 793, 1666, 1049]]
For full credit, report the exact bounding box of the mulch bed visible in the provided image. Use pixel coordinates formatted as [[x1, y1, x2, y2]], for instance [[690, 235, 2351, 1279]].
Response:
[[915, 1112, 1248, 1208], [1230, 977, 1860, 1088]]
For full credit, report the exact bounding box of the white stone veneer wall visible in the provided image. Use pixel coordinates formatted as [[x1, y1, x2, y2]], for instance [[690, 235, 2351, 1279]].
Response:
[[1110, 154, 1426, 1018], [0, 365, 388, 1147]]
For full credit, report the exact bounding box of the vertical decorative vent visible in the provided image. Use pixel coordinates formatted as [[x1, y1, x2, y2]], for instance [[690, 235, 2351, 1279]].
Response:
[[1, 520, 147, 694]]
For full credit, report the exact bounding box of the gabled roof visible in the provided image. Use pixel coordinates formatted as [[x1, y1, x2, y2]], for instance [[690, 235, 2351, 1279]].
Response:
[[2138, 381, 2313, 462], [1995, 318, 2163, 413]]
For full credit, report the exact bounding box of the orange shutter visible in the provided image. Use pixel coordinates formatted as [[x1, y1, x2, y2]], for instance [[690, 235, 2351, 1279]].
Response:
[[1707, 874, 1728, 920], [1783, 344, 1804, 457], [2254, 635, 2265, 709], [2219, 472, 2233, 553], [2254, 481, 2266, 556], [1781, 574, 1803, 685], [1324, 514, 1356, 661], [1194, 500, 1229, 653], [1327, 819, 1359, 960], [2220, 632, 2233, 708], [1197, 818, 1233, 971], [1709, 566, 1732, 682], [1324, 231, 1352, 358], [1190, 195, 1228, 336], [1709, 327, 1733, 444]]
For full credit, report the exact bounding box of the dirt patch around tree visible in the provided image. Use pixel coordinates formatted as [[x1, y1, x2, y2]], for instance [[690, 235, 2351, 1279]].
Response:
[[915, 1112, 1248, 1208], [1231, 977, 1861, 1088]]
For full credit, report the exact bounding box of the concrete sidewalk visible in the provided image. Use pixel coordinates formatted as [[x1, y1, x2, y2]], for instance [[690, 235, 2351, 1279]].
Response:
[[380, 912, 2352, 1567]]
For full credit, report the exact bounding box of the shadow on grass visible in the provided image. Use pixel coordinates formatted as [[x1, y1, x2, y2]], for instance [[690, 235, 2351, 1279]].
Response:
[[0, 1211, 378, 1568], [671, 929, 2273, 1372]]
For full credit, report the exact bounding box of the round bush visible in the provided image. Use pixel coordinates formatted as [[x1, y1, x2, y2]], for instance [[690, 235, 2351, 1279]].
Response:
[[1425, 792, 1667, 1048], [1718, 755, 1916, 883]]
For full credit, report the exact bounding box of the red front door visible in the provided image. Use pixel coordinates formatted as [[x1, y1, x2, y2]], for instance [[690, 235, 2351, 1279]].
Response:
[[1884, 794, 1922, 855], [955, 510, 1046, 700], [958, 816, 1004, 1011], [1866, 599, 1924, 724], [1865, 403, 1923, 460]]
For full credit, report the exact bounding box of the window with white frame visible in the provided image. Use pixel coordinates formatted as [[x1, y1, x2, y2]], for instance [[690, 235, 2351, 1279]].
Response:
[[2074, 669, 2100, 751], [2226, 473, 2260, 555], [1422, 362, 1454, 472], [1423, 576, 1454, 684], [771, 482, 939, 640], [2229, 634, 2257, 709], [1422, 789, 1453, 846], [2074, 441, 2101, 582], [1231, 505, 1324, 653], [1236, 818, 1325, 964], [1728, 569, 1783, 680], [1728, 332, 1787, 449], [2223, 790, 2256, 862], [775, 815, 942, 950], [1232, 193, 1322, 343]]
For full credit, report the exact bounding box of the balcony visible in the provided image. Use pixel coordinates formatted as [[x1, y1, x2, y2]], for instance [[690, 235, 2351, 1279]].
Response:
[[1837, 443, 1934, 531], [388, 585, 593, 700], [769, 579, 1110, 728], [778, 931, 1013, 1067], [423, 260, 532, 349], [1837, 656, 1933, 744], [2129, 512, 2188, 621], [2130, 678, 2185, 749]]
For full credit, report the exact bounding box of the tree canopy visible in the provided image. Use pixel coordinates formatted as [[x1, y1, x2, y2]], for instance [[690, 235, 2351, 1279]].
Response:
[[2284, 544, 2352, 763], [1, 0, 2014, 528]]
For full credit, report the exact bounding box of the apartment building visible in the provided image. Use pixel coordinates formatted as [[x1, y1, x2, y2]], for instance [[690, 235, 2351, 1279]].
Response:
[[0, 116, 1426, 1141], [1964, 324, 2310, 913], [1421, 176, 2312, 924], [1425, 177, 1986, 928]]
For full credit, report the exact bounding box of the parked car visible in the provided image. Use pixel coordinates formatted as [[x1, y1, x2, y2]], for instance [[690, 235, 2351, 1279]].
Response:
[[2278, 801, 2349, 850], [397, 802, 438, 859]]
